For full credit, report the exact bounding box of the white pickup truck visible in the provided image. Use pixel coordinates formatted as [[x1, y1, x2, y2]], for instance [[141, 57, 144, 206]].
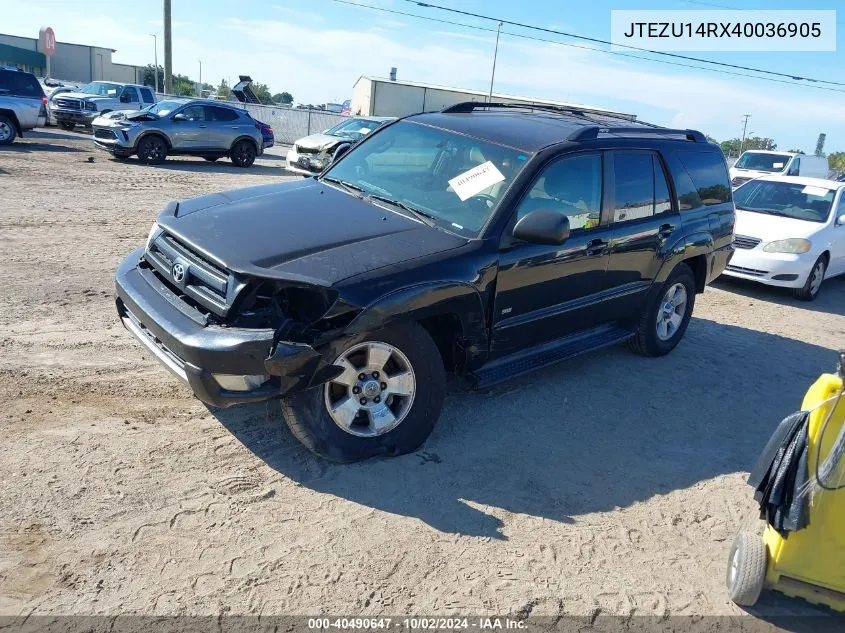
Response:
[[51, 81, 156, 130]]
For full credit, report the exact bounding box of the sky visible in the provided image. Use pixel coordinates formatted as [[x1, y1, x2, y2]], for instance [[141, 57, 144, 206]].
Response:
[[4, 0, 845, 152]]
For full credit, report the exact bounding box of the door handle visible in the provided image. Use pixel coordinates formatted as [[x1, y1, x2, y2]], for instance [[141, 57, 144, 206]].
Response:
[[198, 124, 208, 128], [658, 223, 675, 239], [585, 239, 608, 256]]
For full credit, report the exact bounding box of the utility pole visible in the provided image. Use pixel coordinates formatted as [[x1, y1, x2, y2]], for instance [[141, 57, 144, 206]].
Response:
[[739, 114, 751, 155], [149, 34, 159, 93], [198, 59, 202, 96], [163, 0, 172, 94], [488, 21, 503, 102]]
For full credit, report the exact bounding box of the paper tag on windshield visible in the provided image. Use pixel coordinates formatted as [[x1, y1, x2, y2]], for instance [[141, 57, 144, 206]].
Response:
[[448, 161, 505, 201], [772, 162, 784, 168], [802, 185, 829, 197]]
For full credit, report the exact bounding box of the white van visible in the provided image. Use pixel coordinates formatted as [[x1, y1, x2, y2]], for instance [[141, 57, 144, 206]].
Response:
[[730, 151, 828, 188]]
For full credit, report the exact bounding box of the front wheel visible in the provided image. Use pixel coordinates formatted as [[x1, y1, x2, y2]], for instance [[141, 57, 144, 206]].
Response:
[[793, 255, 827, 301], [137, 135, 167, 165], [281, 323, 446, 462], [230, 140, 256, 167], [629, 263, 696, 357]]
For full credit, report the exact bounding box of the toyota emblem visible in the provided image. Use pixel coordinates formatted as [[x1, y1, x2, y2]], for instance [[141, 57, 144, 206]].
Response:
[[172, 262, 186, 283]]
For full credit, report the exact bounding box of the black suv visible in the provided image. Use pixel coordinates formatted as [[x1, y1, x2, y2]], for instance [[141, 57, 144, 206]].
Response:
[[115, 102, 735, 461]]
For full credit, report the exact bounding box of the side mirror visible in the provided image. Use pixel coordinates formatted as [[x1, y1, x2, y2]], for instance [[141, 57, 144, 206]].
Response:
[[331, 143, 352, 164], [837, 213, 845, 226], [513, 210, 571, 245], [172, 113, 187, 122]]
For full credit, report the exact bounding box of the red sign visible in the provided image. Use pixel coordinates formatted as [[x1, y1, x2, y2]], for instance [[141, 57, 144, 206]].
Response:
[[38, 27, 56, 57]]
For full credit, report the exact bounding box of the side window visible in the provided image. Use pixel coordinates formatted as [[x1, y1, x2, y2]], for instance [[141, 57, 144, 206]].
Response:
[[207, 106, 239, 122], [675, 150, 732, 206], [120, 87, 139, 103], [2, 71, 43, 98], [655, 155, 672, 214], [787, 157, 800, 176], [179, 106, 205, 121], [612, 152, 655, 223], [515, 154, 602, 232], [140, 88, 154, 103]]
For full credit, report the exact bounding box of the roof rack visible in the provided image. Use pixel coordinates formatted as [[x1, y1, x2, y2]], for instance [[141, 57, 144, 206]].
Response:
[[567, 126, 707, 143], [440, 101, 638, 123]]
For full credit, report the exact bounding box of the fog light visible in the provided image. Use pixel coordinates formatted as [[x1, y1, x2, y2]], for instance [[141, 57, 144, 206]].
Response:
[[213, 373, 270, 391]]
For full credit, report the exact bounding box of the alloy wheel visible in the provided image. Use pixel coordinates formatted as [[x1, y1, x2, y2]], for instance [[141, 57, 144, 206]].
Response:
[[656, 282, 688, 341], [324, 341, 416, 437], [0, 121, 11, 142], [809, 260, 826, 297]]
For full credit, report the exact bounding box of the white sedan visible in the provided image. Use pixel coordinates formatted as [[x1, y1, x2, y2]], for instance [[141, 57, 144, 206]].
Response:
[[724, 175, 845, 300]]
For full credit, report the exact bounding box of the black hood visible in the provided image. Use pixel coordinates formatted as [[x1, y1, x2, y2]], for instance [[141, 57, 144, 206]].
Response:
[[156, 179, 467, 287]]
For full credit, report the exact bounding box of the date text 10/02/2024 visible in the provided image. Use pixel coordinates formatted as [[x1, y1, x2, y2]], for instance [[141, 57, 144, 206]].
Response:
[[307, 617, 528, 630]]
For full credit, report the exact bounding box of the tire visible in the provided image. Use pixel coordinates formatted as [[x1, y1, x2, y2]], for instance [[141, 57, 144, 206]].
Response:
[[0, 114, 17, 145], [136, 135, 168, 165], [793, 255, 827, 301], [726, 531, 767, 607], [59, 122, 75, 131], [203, 157, 219, 162], [281, 323, 446, 462], [230, 140, 256, 168], [629, 262, 697, 357]]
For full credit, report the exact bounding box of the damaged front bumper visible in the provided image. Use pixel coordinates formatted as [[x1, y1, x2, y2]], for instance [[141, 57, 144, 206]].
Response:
[[114, 248, 339, 408]]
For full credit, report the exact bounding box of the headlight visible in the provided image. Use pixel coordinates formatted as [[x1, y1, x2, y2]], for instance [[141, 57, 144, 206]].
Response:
[[146, 222, 161, 249], [762, 238, 811, 254], [85, 102, 97, 111], [310, 159, 325, 171]]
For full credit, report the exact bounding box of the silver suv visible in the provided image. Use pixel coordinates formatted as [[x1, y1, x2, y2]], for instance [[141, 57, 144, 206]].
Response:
[[92, 98, 264, 167], [0, 67, 47, 144], [52, 81, 156, 130]]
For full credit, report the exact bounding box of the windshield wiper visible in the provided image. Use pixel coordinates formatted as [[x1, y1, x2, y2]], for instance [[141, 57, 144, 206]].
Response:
[[321, 176, 365, 196], [367, 194, 437, 227], [737, 206, 790, 217]]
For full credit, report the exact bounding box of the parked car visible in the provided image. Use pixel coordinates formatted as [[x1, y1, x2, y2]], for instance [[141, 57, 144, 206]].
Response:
[[255, 119, 274, 149], [286, 116, 393, 176], [730, 151, 829, 189], [723, 175, 845, 300], [92, 98, 264, 167], [52, 81, 156, 131], [0, 66, 47, 144], [114, 101, 734, 462]]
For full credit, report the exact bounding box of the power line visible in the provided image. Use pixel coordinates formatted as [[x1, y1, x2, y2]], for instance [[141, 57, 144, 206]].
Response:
[[327, 0, 845, 94], [404, 0, 845, 87]]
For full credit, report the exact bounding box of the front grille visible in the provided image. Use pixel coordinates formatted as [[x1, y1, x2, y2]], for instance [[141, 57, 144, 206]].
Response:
[[295, 145, 321, 155], [733, 234, 762, 250], [726, 264, 768, 277], [54, 98, 81, 110], [732, 176, 752, 187], [144, 233, 235, 317], [94, 128, 116, 140]]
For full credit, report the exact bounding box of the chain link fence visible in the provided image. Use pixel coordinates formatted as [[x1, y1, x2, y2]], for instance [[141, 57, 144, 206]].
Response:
[[153, 93, 348, 145]]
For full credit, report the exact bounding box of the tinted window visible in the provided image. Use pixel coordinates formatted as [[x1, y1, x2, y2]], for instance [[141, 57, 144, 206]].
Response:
[[516, 154, 602, 231], [140, 88, 154, 103], [206, 106, 239, 122], [179, 105, 205, 121], [121, 87, 139, 102], [675, 151, 731, 206], [612, 152, 654, 223], [787, 156, 800, 176], [0, 70, 44, 98], [655, 156, 672, 214]]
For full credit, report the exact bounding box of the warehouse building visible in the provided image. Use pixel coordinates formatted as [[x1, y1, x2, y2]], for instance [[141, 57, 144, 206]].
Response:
[[0, 32, 144, 84], [350, 75, 636, 120]]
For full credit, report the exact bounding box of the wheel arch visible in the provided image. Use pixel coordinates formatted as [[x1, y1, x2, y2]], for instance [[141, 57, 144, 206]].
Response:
[[344, 281, 489, 371], [654, 231, 714, 293], [0, 108, 22, 136], [230, 135, 258, 152], [135, 130, 171, 150]]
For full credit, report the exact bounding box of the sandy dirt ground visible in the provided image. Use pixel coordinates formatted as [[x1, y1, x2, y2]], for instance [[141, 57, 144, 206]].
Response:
[[1, 129, 843, 623]]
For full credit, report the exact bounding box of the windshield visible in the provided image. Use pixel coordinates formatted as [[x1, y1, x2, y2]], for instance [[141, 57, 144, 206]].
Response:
[[79, 81, 122, 97], [322, 120, 529, 236], [734, 152, 793, 172], [326, 118, 384, 139], [733, 180, 834, 223], [144, 100, 185, 116]]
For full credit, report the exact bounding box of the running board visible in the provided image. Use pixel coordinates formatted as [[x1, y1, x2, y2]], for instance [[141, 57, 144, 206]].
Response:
[[471, 324, 634, 389]]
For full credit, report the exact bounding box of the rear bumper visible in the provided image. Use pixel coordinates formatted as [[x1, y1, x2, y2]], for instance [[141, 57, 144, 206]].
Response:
[[114, 248, 335, 408]]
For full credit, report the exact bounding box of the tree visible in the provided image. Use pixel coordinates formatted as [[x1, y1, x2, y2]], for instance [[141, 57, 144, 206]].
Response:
[[217, 79, 231, 99], [827, 152, 845, 172], [720, 136, 777, 157], [272, 91, 293, 105], [141, 64, 164, 90], [251, 82, 272, 104]]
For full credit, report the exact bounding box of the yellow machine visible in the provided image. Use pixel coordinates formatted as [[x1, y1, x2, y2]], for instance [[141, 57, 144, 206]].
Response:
[[727, 353, 845, 611]]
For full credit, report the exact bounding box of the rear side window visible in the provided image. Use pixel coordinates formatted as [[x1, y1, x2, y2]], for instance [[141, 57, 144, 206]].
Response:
[[0, 70, 44, 98], [207, 106, 239, 122], [140, 88, 154, 103], [675, 150, 732, 207], [611, 151, 674, 223]]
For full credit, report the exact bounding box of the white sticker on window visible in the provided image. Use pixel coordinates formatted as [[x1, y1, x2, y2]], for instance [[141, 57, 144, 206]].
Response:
[[801, 185, 830, 197], [772, 162, 784, 168], [448, 161, 506, 201]]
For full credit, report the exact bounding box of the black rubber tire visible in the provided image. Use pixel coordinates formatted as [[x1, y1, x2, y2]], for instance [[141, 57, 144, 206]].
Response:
[[230, 140, 256, 168], [793, 255, 827, 301], [136, 135, 168, 165], [726, 531, 767, 607], [0, 114, 17, 145], [203, 157, 219, 162], [629, 262, 697, 357], [59, 122, 75, 131], [281, 323, 446, 462]]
